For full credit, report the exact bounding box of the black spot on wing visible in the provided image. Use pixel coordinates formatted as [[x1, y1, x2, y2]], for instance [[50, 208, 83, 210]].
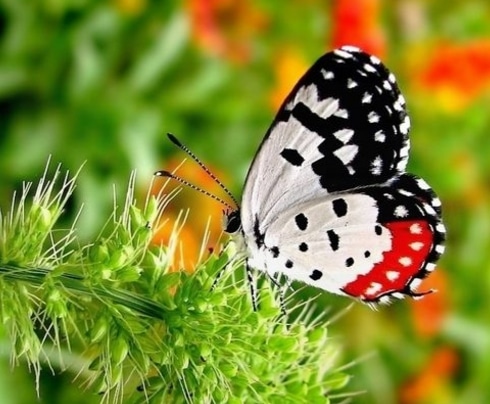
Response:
[[332, 198, 348, 217], [345, 257, 354, 267], [292, 103, 346, 142], [327, 229, 339, 251], [270, 246, 279, 258], [280, 148, 304, 166], [253, 216, 265, 247], [310, 269, 323, 281], [295, 213, 308, 230], [285, 260, 293, 269], [299, 242, 308, 252]]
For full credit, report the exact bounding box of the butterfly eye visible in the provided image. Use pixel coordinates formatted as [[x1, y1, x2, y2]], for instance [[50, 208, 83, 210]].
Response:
[[223, 210, 241, 234]]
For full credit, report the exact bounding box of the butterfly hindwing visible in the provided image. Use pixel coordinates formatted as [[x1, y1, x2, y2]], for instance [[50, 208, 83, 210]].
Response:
[[241, 47, 410, 236], [255, 174, 445, 302]]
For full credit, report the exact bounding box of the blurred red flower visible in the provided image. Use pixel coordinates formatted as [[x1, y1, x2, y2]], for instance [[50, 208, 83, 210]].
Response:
[[187, 0, 268, 63], [414, 40, 490, 111], [410, 269, 450, 339], [399, 346, 459, 404], [331, 0, 386, 57], [400, 268, 458, 402]]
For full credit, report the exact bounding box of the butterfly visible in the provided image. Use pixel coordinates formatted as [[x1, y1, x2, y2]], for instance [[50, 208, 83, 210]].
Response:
[[157, 46, 446, 307]]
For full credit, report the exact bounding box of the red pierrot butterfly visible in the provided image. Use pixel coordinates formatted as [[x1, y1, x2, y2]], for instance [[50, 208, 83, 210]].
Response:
[[157, 46, 445, 308]]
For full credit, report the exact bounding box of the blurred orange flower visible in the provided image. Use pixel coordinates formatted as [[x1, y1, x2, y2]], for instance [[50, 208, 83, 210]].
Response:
[[269, 49, 309, 111], [187, 0, 268, 63], [152, 156, 232, 271], [409, 269, 450, 339], [331, 0, 386, 57], [399, 346, 459, 404], [414, 40, 490, 111]]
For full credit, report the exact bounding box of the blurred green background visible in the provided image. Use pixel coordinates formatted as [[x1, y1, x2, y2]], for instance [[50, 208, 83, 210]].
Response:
[[1, 0, 490, 403]]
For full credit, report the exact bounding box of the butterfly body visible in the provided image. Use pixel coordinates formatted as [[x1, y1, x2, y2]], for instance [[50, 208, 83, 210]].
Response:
[[226, 46, 445, 304]]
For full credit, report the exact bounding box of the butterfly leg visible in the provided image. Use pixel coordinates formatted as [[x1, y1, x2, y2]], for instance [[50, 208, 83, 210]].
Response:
[[266, 272, 287, 317], [210, 260, 229, 291], [210, 239, 234, 291], [402, 284, 434, 300], [245, 260, 259, 312]]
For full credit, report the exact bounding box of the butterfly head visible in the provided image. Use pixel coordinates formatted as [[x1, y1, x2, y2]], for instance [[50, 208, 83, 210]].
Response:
[[223, 209, 242, 234]]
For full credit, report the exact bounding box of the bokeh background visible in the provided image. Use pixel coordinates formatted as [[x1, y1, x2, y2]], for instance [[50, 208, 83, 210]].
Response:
[[1, 0, 490, 403]]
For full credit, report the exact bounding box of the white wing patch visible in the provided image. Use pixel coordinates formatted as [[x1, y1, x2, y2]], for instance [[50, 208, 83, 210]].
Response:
[[242, 117, 325, 233], [242, 83, 347, 233], [321, 69, 334, 80], [334, 108, 349, 119], [362, 92, 372, 104], [347, 79, 357, 88], [374, 130, 386, 142], [334, 145, 358, 166], [370, 156, 383, 175], [368, 111, 380, 123], [247, 193, 392, 296], [394, 205, 408, 217], [334, 49, 353, 59], [333, 129, 354, 144], [400, 115, 411, 135], [288, 84, 339, 118]]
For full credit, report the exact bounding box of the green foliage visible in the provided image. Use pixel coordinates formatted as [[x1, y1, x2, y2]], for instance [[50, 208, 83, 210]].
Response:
[[0, 163, 349, 403]]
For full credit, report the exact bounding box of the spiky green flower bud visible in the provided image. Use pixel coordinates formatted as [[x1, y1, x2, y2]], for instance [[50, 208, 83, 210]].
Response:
[[0, 162, 352, 403]]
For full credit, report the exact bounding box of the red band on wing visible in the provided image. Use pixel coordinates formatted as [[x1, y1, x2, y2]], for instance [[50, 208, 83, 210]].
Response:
[[342, 220, 434, 300]]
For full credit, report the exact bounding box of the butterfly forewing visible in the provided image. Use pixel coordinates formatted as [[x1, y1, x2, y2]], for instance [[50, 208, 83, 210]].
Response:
[[242, 47, 410, 235]]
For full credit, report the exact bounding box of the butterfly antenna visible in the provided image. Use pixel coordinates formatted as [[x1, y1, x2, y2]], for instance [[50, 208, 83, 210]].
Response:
[[154, 170, 235, 211], [166, 133, 240, 208]]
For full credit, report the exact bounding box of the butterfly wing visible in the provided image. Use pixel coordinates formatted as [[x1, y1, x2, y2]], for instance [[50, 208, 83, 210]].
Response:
[[239, 46, 445, 301], [241, 46, 410, 237], [257, 174, 445, 302]]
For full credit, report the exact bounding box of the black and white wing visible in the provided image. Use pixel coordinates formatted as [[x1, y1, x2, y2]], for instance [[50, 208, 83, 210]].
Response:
[[238, 46, 445, 302], [241, 46, 410, 236]]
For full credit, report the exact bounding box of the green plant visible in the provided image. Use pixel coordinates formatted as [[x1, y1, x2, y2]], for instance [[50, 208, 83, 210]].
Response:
[[0, 161, 350, 403]]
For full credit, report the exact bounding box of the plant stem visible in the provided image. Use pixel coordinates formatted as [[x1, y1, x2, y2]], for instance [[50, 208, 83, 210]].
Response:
[[0, 264, 167, 320]]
